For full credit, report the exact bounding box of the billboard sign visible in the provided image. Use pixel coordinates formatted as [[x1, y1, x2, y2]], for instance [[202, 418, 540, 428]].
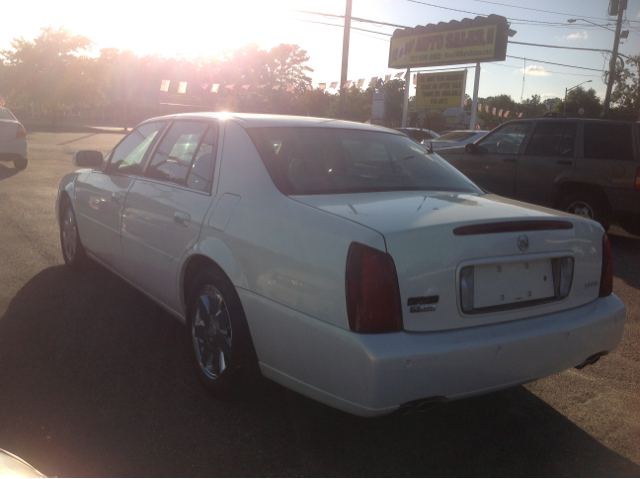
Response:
[[389, 15, 509, 69], [415, 70, 467, 108]]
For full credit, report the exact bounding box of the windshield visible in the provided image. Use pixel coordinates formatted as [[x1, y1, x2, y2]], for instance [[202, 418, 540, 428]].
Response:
[[437, 131, 477, 141], [247, 127, 481, 195]]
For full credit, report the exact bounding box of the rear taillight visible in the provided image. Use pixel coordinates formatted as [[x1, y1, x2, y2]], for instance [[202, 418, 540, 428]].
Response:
[[635, 166, 640, 190], [16, 125, 27, 139], [346, 242, 402, 333], [599, 234, 613, 297]]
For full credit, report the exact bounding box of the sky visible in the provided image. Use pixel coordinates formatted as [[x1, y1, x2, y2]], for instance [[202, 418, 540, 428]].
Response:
[[2, 0, 640, 104]]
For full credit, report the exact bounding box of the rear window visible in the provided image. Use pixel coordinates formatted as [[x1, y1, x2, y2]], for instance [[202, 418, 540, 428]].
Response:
[[0, 108, 16, 120], [584, 122, 633, 160], [247, 127, 481, 195]]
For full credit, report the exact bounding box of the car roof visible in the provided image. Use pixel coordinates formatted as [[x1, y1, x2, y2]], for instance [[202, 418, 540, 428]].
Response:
[[508, 117, 637, 124], [145, 112, 405, 134]]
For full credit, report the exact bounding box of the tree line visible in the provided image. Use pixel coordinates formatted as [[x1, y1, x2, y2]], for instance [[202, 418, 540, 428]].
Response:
[[0, 26, 637, 129]]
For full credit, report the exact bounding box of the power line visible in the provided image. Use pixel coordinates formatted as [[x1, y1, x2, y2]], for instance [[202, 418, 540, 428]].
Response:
[[406, 0, 619, 29], [471, 0, 613, 22], [292, 18, 392, 37], [509, 41, 610, 53], [507, 55, 603, 72], [293, 10, 409, 29]]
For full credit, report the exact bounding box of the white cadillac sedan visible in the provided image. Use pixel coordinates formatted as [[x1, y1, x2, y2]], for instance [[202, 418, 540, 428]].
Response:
[[0, 107, 28, 170], [56, 113, 626, 417]]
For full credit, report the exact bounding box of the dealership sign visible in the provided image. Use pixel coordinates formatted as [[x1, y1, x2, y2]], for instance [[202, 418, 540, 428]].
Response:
[[415, 70, 467, 108], [389, 15, 509, 69]]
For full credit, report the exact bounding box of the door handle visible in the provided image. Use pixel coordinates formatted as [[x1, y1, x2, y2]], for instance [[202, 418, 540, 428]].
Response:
[[556, 160, 573, 166], [174, 212, 191, 227], [111, 192, 122, 204], [503, 158, 517, 163]]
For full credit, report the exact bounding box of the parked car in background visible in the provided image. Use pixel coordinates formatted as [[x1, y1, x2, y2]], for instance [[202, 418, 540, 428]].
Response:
[[423, 130, 489, 150], [395, 127, 439, 143], [437, 118, 640, 235], [0, 107, 28, 170], [57, 113, 625, 417]]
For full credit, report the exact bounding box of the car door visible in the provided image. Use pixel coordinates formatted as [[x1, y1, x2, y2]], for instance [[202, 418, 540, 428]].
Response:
[[120, 120, 220, 313], [515, 121, 578, 206], [456, 122, 532, 197], [74, 121, 166, 269]]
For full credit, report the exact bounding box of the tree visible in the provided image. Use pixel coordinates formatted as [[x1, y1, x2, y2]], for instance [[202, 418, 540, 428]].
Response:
[[476, 94, 518, 129], [553, 87, 602, 117], [0, 26, 108, 120], [611, 54, 639, 118]]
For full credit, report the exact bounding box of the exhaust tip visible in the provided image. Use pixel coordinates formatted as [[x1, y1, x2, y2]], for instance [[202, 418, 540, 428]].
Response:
[[575, 351, 608, 370], [398, 396, 448, 416]]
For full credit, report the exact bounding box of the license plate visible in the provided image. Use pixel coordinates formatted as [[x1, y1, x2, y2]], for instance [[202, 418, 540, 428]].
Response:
[[474, 259, 555, 309]]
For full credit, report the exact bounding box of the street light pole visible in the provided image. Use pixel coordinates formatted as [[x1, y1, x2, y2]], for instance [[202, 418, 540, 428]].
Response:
[[563, 80, 592, 116], [339, 0, 353, 120]]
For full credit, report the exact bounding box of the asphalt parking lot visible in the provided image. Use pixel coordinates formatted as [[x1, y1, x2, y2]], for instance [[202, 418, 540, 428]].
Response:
[[0, 130, 639, 477]]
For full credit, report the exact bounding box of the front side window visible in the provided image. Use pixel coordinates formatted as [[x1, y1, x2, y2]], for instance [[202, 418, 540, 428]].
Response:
[[584, 122, 633, 160], [247, 127, 481, 195], [146, 121, 208, 186], [107, 122, 164, 175], [525, 122, 576, 157], [478, 122, 531, 155]]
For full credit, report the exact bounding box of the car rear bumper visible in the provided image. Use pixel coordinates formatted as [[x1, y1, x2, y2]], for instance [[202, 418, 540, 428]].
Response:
[[240, 289, 626, 417], [0, 138, 28, 161]]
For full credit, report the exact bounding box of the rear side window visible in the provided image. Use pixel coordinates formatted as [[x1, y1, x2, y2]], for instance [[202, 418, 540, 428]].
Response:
[[0, 108, 16, 120], [525, 122, 576, 157], [584, 123, 633, 160], [186, 125, 218, 192]]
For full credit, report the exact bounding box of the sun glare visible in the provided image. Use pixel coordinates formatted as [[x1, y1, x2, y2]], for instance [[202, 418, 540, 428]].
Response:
[[93, 0, 302, 58]]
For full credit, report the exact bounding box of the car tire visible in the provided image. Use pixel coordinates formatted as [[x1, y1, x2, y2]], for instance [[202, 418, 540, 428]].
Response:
[[186, 267, 258, 396], [59, 196, 87, 269], [13, 156, 28, 170], [620, 215, 640, 237], [558, 190, 612, 231]]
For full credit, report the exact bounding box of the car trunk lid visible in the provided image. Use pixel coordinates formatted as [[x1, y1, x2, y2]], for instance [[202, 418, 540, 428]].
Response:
[[292, 191, 604, 332]]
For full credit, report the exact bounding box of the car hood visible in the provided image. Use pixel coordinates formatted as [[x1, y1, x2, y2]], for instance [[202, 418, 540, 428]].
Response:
[[290, 190, 567, 236]]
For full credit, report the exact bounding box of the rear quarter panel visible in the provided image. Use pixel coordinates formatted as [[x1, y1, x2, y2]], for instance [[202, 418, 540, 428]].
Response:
[[195, 120, 386, 330]]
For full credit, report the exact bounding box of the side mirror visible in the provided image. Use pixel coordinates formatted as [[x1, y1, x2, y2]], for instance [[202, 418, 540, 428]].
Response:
[[465, 143, 479, 154], [74, 150, 103, 168]]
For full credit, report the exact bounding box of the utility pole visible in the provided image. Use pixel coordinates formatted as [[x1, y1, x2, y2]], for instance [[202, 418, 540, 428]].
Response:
[[603, 0, 625, 115], [339, 0, 352, 119]]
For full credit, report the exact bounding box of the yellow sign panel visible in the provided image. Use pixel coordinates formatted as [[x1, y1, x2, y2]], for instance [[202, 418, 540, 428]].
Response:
[[415, 70, 467, 108], [389, 24, 503, 69]]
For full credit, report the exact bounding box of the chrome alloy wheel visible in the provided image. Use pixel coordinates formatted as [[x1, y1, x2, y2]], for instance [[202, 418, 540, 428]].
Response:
[[62, 206, 78, 261], [565, 200, 594, 219], [191, 285, 233, 380]]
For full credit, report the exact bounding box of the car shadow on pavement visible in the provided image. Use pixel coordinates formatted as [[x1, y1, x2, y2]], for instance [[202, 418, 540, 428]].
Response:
[[609, 232, 640, 292], [0, 164, 20, 181], [1, 264, 639, 477]]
